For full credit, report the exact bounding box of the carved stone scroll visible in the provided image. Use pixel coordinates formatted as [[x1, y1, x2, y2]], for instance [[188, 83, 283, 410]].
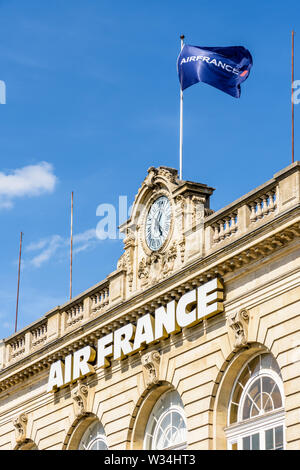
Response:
[[228, 308, 250, 349], [71, 381, 89, 418], [13, 413, 28, 445], [141, 350, 161, 388]]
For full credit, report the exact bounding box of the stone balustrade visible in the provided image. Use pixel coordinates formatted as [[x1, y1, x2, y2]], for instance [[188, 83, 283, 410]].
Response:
[[203, 161, 300, 253], [31, 323, 47, 348], [0, 279, 111, 369], [65, 302, 84, 328], [9, 335, 26, 362], [212, 211, 238, 244], [248, 188, 277, 223], [90, 286, 110, 315]]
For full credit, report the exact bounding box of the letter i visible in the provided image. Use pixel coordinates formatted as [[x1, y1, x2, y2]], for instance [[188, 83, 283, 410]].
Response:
[[64, 354, 73, 385]]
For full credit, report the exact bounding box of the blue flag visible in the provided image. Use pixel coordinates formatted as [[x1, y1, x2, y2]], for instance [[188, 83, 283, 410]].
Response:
[[177, 44, 253, 98]]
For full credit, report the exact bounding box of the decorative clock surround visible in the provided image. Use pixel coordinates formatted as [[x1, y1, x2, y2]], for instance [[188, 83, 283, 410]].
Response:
[[118, 166, 215, 293]]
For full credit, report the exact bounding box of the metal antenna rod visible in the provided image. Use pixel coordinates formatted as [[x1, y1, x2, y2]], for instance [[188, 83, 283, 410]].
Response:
[[179, 34, 185, 180], [15, 231, 23, 333], [70, 191, 73, 300], [292, 30, 295, 164]]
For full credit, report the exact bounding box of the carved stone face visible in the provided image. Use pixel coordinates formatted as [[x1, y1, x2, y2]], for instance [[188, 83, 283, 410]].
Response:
[[145, 196, 171, 251]]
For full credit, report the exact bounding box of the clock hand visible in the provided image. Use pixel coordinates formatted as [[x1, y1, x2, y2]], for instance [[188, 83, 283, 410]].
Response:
[[154, 217, 160, 235], [158, 211, 165, 236], [153, 213, 163, 237], [156, 212, 164, 236]]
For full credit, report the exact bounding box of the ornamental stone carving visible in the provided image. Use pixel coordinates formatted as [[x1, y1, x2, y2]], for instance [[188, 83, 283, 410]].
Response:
[[178, 237, 186, 263], [13, 413, 28, 444], [71, 381, 89, 418], [228, 308, 250, 349], [141, 350, 161, 388], [191, 196, 206, 226], [117, 229, 135, 293], [138, 257, 150, 287], [161, 241, 177, 277], [146, 166, 178, 187], [138, 242, 178, 287]]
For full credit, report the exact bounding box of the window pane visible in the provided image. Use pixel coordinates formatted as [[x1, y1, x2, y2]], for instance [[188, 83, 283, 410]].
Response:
[[261, 353, 273, 371], [262, 393, 273, 413], [244, 378, 262, 418], [172, 410, 182, 430], [231, 442, 238, 450], [265, 428, 274, 450], [160, 412, 171, 430], [270, 356, 282, 376], [238, 366, 251, 388], [242, 395, 252, 420], [262, 376, 275, 395], [250, 402, 260, 418], [78, 421, 107, 450], [275, 426, 283, 450], [248, 378, 261, 405], [243, 436, 250, 450], [155, 427, 164, 449], [230, 379, 244, 424], [229, 402, 239, 425], [90, 439, 108, 450], [272, 385, 282, 409], [252, 433, 260, 450]]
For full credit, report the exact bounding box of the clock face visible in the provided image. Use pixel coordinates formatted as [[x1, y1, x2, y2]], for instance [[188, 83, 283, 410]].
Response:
[[145, 196, 171, 251]]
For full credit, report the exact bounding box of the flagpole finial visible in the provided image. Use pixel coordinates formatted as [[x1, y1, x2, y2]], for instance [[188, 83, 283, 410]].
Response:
[[180, 34, 185, 40]]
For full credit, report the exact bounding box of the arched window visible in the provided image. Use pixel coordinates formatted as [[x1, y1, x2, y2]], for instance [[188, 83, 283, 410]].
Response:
[[226, 353, 285, 450], [78, 420, 108, 450], [144, 389, 187, 450]]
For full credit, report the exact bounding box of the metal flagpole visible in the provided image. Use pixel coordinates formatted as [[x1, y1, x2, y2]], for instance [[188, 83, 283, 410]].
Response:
[[292, 30, 295, 164], [70, 191, 73, 300], [179, 34, 185, 180], [15, 231, 23, 333]]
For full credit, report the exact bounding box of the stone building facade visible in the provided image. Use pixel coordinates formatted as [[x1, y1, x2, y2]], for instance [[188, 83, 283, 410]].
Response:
[[0, 162, 299, 450]]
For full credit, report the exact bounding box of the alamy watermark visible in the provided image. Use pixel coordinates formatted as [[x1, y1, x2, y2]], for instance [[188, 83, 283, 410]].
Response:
[[96, 196, 133, 240], [0, 80, 6, 104], [292, 80, 300, 104], [95, 195, 203, 241]]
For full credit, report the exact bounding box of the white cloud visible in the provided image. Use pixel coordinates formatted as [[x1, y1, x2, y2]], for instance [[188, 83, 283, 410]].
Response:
[[26, 229, 100, 268], [73, 228, 97, 245], [0, 162, 57, 209], [29, 235, 64, 268]]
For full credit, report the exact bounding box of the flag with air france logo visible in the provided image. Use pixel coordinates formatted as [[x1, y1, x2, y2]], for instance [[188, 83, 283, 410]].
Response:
[[177, 44, 253, 98]]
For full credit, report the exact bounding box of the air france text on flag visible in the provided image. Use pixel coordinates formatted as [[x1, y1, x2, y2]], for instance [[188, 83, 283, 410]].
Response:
[[177, 45, 253, 98]]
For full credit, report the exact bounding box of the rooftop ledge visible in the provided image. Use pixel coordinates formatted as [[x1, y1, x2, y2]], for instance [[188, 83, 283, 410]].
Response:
[[0, 161, 299, 372]]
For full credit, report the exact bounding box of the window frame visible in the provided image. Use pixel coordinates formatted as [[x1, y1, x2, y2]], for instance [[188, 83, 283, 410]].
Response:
[[78, 420, 108, 451], [143, 390, 188, 450], [226, 353, 285, 450], [226, 409, 285, 450], [151, 404, 188, 450], [237, 368, 284, 422]]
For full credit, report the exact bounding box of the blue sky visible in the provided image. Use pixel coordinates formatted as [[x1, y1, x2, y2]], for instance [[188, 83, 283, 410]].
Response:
[[0, 0, 299, 339]]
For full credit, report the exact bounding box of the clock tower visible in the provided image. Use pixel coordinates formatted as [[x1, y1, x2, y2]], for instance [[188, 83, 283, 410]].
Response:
[[117, 166, 215, 296]]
